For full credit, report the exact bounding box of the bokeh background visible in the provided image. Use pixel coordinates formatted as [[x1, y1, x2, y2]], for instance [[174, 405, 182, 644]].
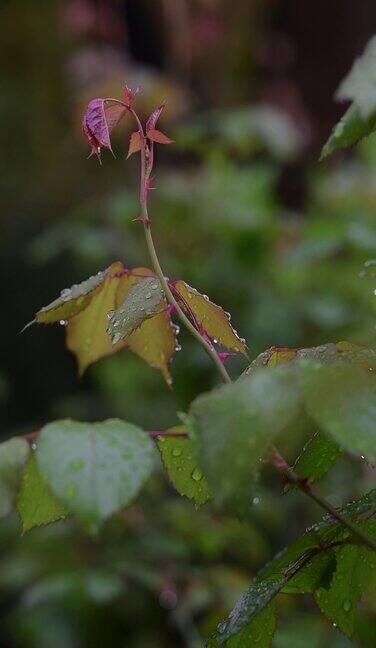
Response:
[[1, 1, 376, 646]]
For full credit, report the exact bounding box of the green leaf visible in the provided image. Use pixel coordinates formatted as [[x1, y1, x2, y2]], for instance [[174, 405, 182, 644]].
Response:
[[17, 456, 68, 533], [210, 577, 286, 646], [0, 438, 30, 518], [35, 419, 156, 530], [208, 602, 276, 648], [285, 431, 342, 492], [172, 280, 248, 356], [315, 523, 376, 637], [34, 263, 123, 325], [226, 602, 276, 648], [157, 427, 210, 506], [320, 104, 376, 159], [336, 35, 376, 119], [303, 364, 376, 461], [210, 491, 375, 645], [107, 276, 165, 344], [189, 366, 301, 507]]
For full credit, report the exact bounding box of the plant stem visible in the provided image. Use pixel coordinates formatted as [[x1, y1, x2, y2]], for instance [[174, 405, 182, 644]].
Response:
[[130, 105, 375, 553], [132, 112, 231, 385], [269, 446, 376, 552]]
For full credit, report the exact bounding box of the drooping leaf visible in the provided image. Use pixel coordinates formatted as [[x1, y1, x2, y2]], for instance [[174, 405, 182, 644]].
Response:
[[336, 35, 376, 119], [127, 131, 143, 158], [0, 438, 30, 518], [320, 104, 376, 160], [210, 491, 376, 646], [157, 427, 210, 506], [315, 521, 376, 637], [36, 419, 156, 530], [66, 263, 126, 375], [172, 280, 247, 356], [107, 277, 165, 344], [33, 263, 122, 325], [125, 312, 177, 385], [82, 98, 127, 158], [285, 431, 342, 492], [188, 366, 301, 508], [17, 456, 68, 533], [303, 364, 376, 461]]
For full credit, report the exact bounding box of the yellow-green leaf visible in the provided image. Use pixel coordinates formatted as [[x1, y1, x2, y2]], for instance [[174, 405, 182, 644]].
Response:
[[66, 263, 125, 375], [35, 263, 122, 324], [172, 280, 247, 355], [17, 456, 68, 533], [107, 277, 164, 344]]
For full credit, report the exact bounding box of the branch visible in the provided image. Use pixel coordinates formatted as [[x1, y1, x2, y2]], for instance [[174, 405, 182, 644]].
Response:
[[268, 446, 376, 552]]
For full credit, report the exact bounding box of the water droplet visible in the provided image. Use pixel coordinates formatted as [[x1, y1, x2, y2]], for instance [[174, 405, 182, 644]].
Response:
[[333, 622, 337, 628], [145, 292, 152, 299], [342, 600, 352, 612], [252, 496, 260, 505], [107, 310, 115, 320], [31, 442, 37, 451], [172, 448, 182, 457], [59, 320, 67, 326], [191, 467, 202, 481], [69, 459, 83, 472]]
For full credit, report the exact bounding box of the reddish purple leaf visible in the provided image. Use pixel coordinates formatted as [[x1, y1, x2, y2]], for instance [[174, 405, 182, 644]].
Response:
[[127, 131, 143, 158], [123, 85, 140, 106], [147, 129, 174, 145], [146, 103, 165, 134], [82, 98, 127, 158]]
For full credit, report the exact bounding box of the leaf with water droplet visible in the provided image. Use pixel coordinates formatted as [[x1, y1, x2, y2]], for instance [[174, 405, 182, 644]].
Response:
[[209, 494, 376, 645], [66, 262, 126, 375], [107, 276, 164, 343], [188, 365, 301, 508], [17, 456, 68, 533], [171, 280, 248, 356], [35, 419, 156, 531], [157, 426, 210, 506], [314, 524, 376, 637], [32, 263, 121, 325], [0, 438, 30, 519]]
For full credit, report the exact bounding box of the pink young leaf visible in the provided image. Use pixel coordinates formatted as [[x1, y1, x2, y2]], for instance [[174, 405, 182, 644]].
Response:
[[146, 103, 166, 134], [127, 131, 143, 158], [147, 129, 174, 145], [123, 84, 140, 106], [82, 98, 127, 157]]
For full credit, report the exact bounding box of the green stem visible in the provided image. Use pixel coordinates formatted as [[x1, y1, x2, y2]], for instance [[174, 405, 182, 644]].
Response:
[[130, 105, 375, 553], [141, 206, 231, 385]]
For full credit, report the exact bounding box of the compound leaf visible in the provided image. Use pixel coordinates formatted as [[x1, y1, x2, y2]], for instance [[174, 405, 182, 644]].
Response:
[[157, 427, 210, 506], [172, 280, 247, 356], [0, 438, 30, 518], [17, 456, 68, 533], [36, 419, 156, 530]]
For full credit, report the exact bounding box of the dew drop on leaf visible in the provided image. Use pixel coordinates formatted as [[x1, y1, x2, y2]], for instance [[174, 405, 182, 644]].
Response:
[[191, 467, 203, 482]]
